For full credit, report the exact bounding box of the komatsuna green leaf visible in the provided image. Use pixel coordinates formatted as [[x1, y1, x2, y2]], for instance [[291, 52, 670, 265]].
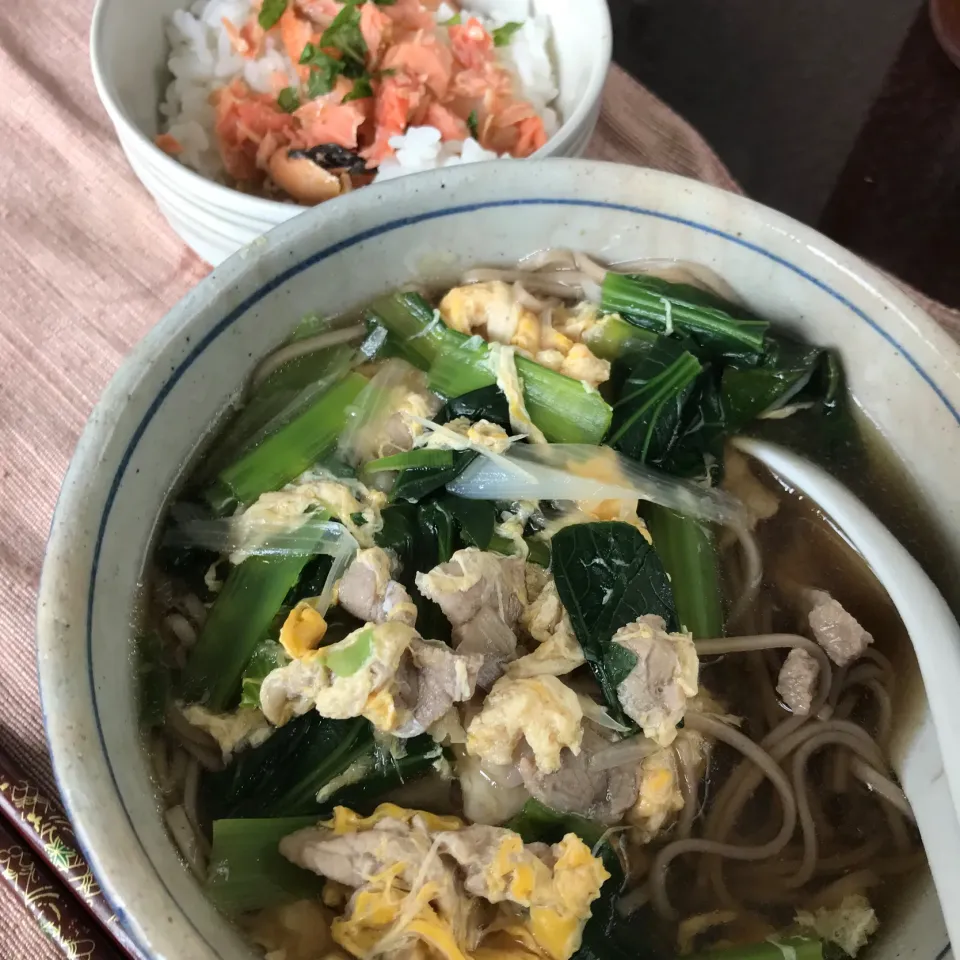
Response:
[[283, 553, 333, 607], [721, 333, 826, 428], [317, 735, 444, 814], [239, 640, 289, 709], [419, 501, 456, 566], [661, 367, 728, 484], [552, 522, 678, 720], [441, 494, 496, 550], [601, 272, 768, 363], [206, 816, 324, 914], [375, 503, 418, 573], [414, 500, 458, 642], [202, 713, 370, 819], [374, 501, 449, 643], [642, 505, 724, 640], [607, 336, 701, 464], [390, 449, 479, 502], [437, 384, 511, 431], [507, 799, 605, 846]]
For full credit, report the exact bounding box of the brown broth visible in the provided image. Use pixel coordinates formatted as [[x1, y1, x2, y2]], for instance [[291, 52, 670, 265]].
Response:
[[674, 443, 931, 947]]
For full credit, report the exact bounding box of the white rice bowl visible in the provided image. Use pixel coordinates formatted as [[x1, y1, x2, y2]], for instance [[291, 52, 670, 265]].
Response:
[[159, 0, 560, 188]]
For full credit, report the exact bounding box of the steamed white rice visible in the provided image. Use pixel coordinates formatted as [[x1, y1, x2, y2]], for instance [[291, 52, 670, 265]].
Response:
[[159, 0, 559, 189]]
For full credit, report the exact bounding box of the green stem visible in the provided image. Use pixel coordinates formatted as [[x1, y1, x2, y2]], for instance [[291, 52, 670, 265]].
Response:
[[368, 293, 612, 445], [366, 292, 450, 368], [583, 313, 658, 361], [687, 938, 823, 960], [602, 273, 768, 355], [644, 505, 724, 639], [204, 372, 366, 514], [206, 816, 323, 914], [365, 448, 454, 474], [180, 511, 331, 710], [198, 345, 354, 484]]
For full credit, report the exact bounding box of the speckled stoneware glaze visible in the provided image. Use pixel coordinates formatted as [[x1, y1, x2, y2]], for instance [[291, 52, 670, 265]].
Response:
[[90, 0, 613, 265], [38, 161, 959, 959]]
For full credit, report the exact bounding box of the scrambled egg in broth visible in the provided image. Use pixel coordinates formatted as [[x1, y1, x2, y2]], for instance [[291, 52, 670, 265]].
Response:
[[277, 804, 608, 960], [260, 622, 413, 729], [231, 475, 385, 561], [466, 676, 583, 774], [439, 283, 610, 389]]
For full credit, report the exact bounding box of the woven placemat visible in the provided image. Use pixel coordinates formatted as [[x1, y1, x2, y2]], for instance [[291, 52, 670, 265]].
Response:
[[0, 3, 957, 953]]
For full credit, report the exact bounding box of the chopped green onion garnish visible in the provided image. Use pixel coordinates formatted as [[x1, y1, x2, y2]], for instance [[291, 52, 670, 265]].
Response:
[[467, 109, 479, 140], [277, 86, 300, 113], [320, 4, 367, 65], [325, 627, 373, 677], [492, 21, 523, 46], [343, 75, 374, 102], [258, 0, 287, 30], [441, 12, 462, 26]]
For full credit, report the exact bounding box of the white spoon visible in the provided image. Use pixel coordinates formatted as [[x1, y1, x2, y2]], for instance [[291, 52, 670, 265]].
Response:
[[734, 437, 960, 945]]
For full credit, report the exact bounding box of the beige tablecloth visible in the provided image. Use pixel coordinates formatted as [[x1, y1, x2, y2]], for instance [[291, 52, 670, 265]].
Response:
[[1, 3, 959, 955]]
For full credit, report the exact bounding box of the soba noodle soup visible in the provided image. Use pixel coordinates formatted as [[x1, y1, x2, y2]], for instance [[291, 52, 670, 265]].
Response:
[[141, 251, 927, 960]]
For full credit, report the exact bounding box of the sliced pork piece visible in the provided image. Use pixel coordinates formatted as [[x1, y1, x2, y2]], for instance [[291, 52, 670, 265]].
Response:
[[455, 607, 520, 688], [518, 729, 637, 824], [393, 638, 483, 737], [280, 823, 426, 889], [806, 590, 874, 666], [777, 647, 820, 716], [436, 824, 552, 901], [614, 615, 699, 747], [279, 815, 462, 919], [281, 801, 609, 960], [416, 548, 526, 684], [371, 386, 442, 458], [337, 547, 417, 626], [417, 548, 526, 627]]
